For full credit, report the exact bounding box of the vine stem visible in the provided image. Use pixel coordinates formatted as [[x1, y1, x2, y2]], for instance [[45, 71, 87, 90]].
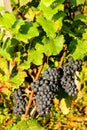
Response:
[[59, 44, 67, 67], [25, 56, 47, 117]]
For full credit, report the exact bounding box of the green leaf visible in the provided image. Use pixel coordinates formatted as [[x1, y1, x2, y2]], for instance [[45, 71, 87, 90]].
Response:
[[0, 57, 9, 75], [69, 0, 85, 8], [18, 60, 30, 70], [19, 0, 32, 7], [26, 119, 43, 130], [83, 29, 87, 40], [35, 35, 64, 56], [40, 0, 55, 7], [0, 6, 4, 11], [39, 2, 64, 20], [2, 38, 18, 56], [10, 71, 26, 87], [69, 38, 87, 59], [37, 15, 56, 38], [43, 35, 64, 56], [76, 0, 85, 5], [15, 22, 39, 43], [0, 12, 16, 29], [69, 0, 76, 6], [74, 14, 87, 23], [40, 0, 65, 7], [0, 48, 11, 60], [12, 19, 25, 34], [62, 24, 76, 38], [5, 119, 43, 130], [10, 0, 18, 4], [28, 50, 43, 65]]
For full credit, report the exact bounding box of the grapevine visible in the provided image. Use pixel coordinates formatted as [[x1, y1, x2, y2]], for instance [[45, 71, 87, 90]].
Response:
[[12, 56, 82, 116], [0, 0, 87, 129]]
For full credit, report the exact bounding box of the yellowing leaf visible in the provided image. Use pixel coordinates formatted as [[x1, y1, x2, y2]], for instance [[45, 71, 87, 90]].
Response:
[[25, 8, 35, 21], [59, 98, 70, 115], [55, 17, 63, 30]]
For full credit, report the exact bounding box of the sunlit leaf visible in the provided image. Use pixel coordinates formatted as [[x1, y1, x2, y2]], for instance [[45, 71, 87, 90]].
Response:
[[0, 12, 16, 29], [10, 71, 26, 87], [59, 98, 70, 115], [28, 50, 43, 65], [15, 22, 39, 43], [69, 37, 87, 59], [76, 0, 85, 5], [37, 15, 57, 38], [39, 2, 64, 20], [19, 0, 32, 7], [40, 0, 55, 7], [0, 48, 11, 60]]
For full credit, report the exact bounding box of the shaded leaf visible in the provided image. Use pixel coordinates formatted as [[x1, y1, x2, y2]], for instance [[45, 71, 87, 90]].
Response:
[[74, 14, 87, 23]]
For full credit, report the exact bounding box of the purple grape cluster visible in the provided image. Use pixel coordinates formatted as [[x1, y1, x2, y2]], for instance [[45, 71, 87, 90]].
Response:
[[60, 57, 82, 96], [12, 57, 82, 116], [31, 57, 82, 116], [31, 68, 62, 116], [12, 87, 26, 116]]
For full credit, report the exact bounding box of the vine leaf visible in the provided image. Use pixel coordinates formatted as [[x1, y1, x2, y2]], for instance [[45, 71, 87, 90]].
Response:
[[19, 0, 32, 7], [43, 35, 64, 56], [69, 29, 87, 59], [59, 98, 70, 115], [0, 57, 9, 76], [76, 0, 85, 5], [39, 1, 64, 20], [10, 71, 26, 88], [15, 22, 39, 43], [40, 0, 55, 7], [37, 15, 57, 38], [69, 0, 85, 6], [35, 35, 64, 56], [18, 60, 31, 70], [0, 12, 16, 29], [0, 48, 11, 61], [74, 14, 87, 23], [28, 50, 43, 65], [6, 119, 43, 130]]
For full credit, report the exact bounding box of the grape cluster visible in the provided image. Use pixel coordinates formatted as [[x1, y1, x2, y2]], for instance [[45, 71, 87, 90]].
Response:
[[31, 68, 62, 116], [60, 57, 82, 96], [12, 87, 26, 116], [31, 57, 82, 116], [42, 67, 63, 83], [12, 57, 82, 116]]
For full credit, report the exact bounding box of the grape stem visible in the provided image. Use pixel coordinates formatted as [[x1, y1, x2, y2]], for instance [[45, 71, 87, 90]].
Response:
[[59, 44, 67, 67], [25, 90, 34, 117], [25, 56, 47, 117]]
